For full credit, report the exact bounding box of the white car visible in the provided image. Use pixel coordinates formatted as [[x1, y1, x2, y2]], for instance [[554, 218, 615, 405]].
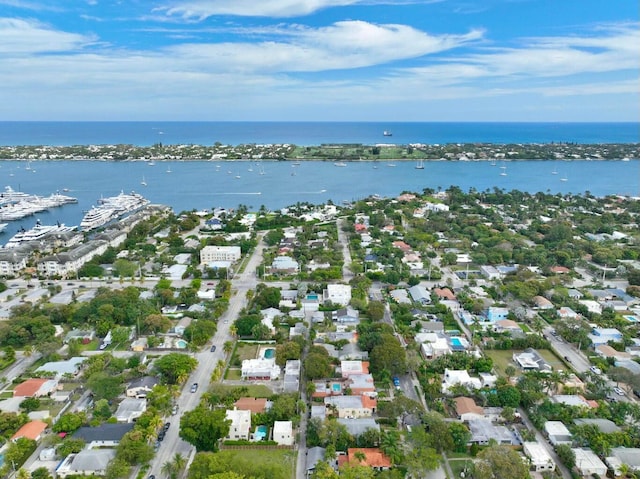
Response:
[[590, 366, 602, 375], [613, 387, 625, 396]]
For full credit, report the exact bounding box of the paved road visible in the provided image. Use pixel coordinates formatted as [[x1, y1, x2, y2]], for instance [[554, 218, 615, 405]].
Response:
[[147, 236, 267, 479], [336, 218, 354, 282]]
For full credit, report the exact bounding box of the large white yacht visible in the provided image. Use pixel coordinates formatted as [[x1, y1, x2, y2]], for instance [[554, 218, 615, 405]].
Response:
[[81, 192, 149, 231], [5, 221, 77, 248]]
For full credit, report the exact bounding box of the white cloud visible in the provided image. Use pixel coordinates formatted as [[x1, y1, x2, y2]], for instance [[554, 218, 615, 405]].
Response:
[[0, 17, 95, 53], [159, 0, 363, 19]]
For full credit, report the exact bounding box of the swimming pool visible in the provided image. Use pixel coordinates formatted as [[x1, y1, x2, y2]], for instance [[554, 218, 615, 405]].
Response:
[[624, 315, 639, 323], [263, 348, 275, 359], [332, 383, 341, 393], [254, 425, 268, 441], [306, 293, 319, 300], [450, 338, 463, 347], [176, 339, 188, 349]]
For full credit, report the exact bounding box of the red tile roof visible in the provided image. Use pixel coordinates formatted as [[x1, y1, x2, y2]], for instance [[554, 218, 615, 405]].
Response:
[[234, 397, 268, 414], [14, 378, 49, 397], [11, 420, 48, 441], [340, 448, 392, 469]]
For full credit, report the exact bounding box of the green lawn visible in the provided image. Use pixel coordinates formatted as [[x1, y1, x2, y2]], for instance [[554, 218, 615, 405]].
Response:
[[448, 458, 474, 478], [235, 342, 260, 361], [226, 369, 242, 380], [219, 448, 296, 479]]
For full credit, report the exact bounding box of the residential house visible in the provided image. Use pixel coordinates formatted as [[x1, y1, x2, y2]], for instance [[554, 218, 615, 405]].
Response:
[[324, 395, 376, 418], [73, 423, 134, 448], [233, 397, 268, 414], [408, 285, 431, 304], [606, 447, 640, 476], [323, 284, 352, 306], [573, 418, 621, 433], [115, 398, 147, 423], [225, 408, 251, 440], [418, 333, 451, 359], [64, 329, 95, 344], [200, 246, 241, 264], [523, 442, 555, 472], [454, 397, 485, 422], [334, 307, 359, 323], [337, 418, 380, 437], [480, 265, 501, 280], [13, 378, 58, 398], [595, 344, 632, 361], [512, 348, 552, 372], [340, 360, 369, 378], [588, 327, 623, 346], [338, 448, 391, 471], [126, 376, 159, 398], [241, 358, 281, 380], [306, 447, 327, 478], [552, 395, 597, 409], [532, 296, 554, 310], [56, 449, 116, 478], [573, 448, 607, 477], [389, 289, 411, 305], [284, 360, 301, 392], [558, 306, 580, 319], [468, 419, 517, 446], [441, 369, 481, 394], [347, 374, 376, 396], [272, 421, 294, 446], [486, 307, 509, 322], [434, 288, 456, 301], [271, 256, 299, 273], [544, 421, 572, 446], [35, 357, 86, 379], [11, 420, 48, 441]]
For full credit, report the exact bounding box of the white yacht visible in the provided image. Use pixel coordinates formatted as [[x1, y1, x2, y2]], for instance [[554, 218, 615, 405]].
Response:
[[5, 221, 77, 248], [81, 192, 149, 231], [0, 223, 7, 233]]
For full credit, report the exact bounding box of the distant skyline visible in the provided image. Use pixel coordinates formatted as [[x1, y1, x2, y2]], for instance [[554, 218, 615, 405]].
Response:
[[0, 1, 638, 122]]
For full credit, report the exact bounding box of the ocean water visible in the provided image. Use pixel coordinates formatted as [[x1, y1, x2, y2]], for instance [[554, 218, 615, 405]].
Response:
[[0, 121, 638, 147], [1, 158, 638, 245]]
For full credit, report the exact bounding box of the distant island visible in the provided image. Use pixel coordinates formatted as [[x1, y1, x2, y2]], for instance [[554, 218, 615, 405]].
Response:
[[0, 141, 638, 162]]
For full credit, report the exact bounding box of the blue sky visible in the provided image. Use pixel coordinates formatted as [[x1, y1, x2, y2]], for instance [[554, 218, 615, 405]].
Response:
[[0, 0, 638, 121]]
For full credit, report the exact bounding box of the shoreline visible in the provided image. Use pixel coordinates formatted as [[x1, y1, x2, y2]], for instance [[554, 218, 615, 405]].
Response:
[[0, 141, 638, 162]]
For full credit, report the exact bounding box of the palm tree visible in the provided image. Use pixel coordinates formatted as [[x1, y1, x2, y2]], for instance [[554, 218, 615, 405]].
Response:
[[223, 341, 234, 355], [353, 451, 366, 463], [172, 453, 187, 478], [161, 461, 176, 479]]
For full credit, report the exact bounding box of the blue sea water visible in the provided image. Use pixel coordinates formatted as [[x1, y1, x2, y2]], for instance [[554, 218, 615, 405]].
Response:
[[0, 121, 638, 245], [0, 121, 638, 146]]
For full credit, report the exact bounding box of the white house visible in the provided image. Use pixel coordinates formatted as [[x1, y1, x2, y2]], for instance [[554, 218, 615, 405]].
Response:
[[523, 442, 555, 472], [323, 284, 352, 306], [273, 420, 294, 446], [200, 246, 241, 264], [56, 449, 116, 478], [241, 358, 281, 380], [544, 421, 572, 446], [115, 398, 147, 423], [441, 369, 481, 394], [225, 408, 251, 440], [573, 448, 607, 477]]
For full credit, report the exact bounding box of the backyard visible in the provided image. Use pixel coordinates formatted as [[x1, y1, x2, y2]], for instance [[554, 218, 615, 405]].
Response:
[[485, 349, 563, 376]]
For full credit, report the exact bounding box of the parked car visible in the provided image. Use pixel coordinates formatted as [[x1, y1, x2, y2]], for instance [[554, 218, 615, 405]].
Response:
[[190, 383, 198, 393], [392, 377, 400, 389], [590, 366, 602, 375], [564, 356, 572, 363], [210, 345, 217, 352], [171, 405, 179, 415], [614, 387, 625, 396], [163, 422, 171, 431]]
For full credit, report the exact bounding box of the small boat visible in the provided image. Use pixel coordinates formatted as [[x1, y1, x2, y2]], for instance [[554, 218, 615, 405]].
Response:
[[552, 167, 558, 175], [383, 130, 393, 137], [334, 162, 347, 167], [560, 176, 568, 182], [500, 165, 507, 176], [415, 159, 424, 170], [62, 188, 70, 192], [166, 166, 172, 173], [141, 176, 147, 186], [622, 158, 631, 162], [235, 170, 241, 179], [148, 160, 156, 166], [387, 163, 396, 167]]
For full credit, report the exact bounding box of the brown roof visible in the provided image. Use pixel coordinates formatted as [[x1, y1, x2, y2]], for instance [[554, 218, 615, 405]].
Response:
[[340, 448, 392, 469], [11, 420, 48, 441], [434, 288, 456, 300], [454, 396, 484, 417], [14, 378, 49, 397], [234, 397, 268, 414]]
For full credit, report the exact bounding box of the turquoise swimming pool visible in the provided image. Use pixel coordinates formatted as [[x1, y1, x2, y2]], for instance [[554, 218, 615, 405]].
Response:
[[263, 348, 275, 359], [176, 339, 188, 349], [451, 338, 463, 347], [332, 383, 341, 393], [624, 315, 639, 323], [254, 425, 268, 441]]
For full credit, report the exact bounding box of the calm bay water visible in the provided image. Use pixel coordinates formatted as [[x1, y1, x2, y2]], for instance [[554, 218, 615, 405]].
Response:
[[1, 121, 638, 245], [1, 158, 638, 245]]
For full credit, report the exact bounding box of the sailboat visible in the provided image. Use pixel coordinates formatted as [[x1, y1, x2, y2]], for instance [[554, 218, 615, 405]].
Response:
[[560, 175, 568, 182], [415, 159, 425, 170], [141, 176, 147, 186], [235, 170, 241, 179], [552, 167, 558, 175], [259, 162, 266, 175], [166, 165, 172, 173], [500, 164, 507, 176]]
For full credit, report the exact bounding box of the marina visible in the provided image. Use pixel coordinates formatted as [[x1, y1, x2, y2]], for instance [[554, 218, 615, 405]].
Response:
[[80, 191, 150, 231]]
